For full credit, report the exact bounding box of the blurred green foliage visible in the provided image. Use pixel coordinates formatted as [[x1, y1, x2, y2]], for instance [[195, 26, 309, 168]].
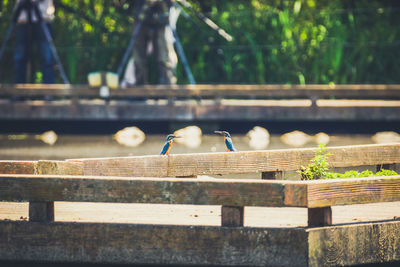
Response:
[[1, 0, 400, 84]]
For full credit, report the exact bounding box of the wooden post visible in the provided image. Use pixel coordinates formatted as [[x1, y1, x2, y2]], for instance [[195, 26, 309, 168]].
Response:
[[310, 95, 318, 107], [308, 207, 332, 227], [221, 206, 244, 227], [261, 171, 283, 180], [29, 202, 54, 222]]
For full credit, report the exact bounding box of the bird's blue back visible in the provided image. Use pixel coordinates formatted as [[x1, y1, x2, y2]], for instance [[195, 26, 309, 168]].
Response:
[[225, 137, 237, 151], [160, 141, 172, 155]]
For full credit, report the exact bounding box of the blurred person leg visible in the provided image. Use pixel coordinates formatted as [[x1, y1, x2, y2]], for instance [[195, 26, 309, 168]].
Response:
[[14, 23, 29, 83], [34, 22, 55, 84], [155, 25, 177, 85]]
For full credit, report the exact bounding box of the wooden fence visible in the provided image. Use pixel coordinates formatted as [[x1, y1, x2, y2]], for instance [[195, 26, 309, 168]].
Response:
[[0, 173, 400, 266], [1, 143, 400, 266], [1, 143, 399, 178]]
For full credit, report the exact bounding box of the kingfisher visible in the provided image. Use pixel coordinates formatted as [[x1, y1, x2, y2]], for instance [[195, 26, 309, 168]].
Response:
[[160, 134, 180, 155], [214, 131, 237, 152]]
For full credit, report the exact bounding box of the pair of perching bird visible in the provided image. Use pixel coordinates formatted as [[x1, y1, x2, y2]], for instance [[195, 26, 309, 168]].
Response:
[[160, 131, 236, 155]]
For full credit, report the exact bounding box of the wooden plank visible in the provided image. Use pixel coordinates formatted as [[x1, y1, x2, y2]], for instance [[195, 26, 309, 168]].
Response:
[[0, 221, 308, 266], [1, 99, 400, 121], [307, 175, 400, 208], [308, 207, 332, 227], [0, 161, 36, 174], [0, 161, 83, 175], [0, 219, 398, 266], [69, 144, 400, 177], [0, 174, 308, 207], [68, 155, 169, 177], [2, 174, 399, 208], [1, 84, 400, 99], [307, 220, 400, 267], [36, 160, 84, 175]]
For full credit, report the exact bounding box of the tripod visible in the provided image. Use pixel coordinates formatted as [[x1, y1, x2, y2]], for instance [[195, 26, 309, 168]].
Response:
[[0, 0, 69, 84]]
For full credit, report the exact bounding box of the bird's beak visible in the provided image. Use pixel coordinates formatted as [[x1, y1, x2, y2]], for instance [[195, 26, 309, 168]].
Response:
[[173, 135, 182, 138], [214, 131, 224, 135]]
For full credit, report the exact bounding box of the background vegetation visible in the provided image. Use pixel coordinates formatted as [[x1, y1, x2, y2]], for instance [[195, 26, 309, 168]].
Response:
[[1, 0, 400, 84]]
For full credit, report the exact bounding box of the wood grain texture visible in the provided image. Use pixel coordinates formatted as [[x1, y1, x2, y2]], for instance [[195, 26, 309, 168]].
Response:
[[0, 220, 398, 266], [308, 220, 400, 267], [307, 175, 400, 208], [0, 161, 36, 174], [0, 221, 308, 266], [36, 160, 84, 175], [69, 143, 400, 177], [0, 174, 307, 207], [69, 156, 169, 177], [1, 174, 399, 209]]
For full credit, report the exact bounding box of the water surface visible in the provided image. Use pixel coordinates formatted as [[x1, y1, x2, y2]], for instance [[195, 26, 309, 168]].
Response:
[[0, 133, 377, 160]]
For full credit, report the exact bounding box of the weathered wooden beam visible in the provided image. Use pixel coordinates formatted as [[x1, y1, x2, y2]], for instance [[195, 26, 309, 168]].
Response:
[[307, 175, 400, 208], [0, 160, 84, 176], [0, 161, 36, 174], [2, 174, 400, 208], [307, 220, 400, 267], [69, 143, 400, 177], [35, 160, 84, 175], [3, 144, 397, 179], [0, 220, 399, 266], [29, 201, 54, 222], [68, 155, 169, 177], [221, 206, 244, 227], [307, 207, 332, 227], [0, 221, 308, 266], [0, 175, 308, 207]]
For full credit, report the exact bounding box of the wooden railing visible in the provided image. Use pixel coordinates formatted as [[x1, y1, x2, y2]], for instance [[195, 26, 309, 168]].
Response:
[[68, 143, 400, 178], [1, 143, 400, 266], [1, 84, 400, 100], [1, 174, 400, 227], [1, 143, 399, 179]]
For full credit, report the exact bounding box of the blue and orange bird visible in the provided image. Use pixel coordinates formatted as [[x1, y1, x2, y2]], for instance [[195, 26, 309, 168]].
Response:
[[214, 131, 237, 152], [160, 134, 180, 155]]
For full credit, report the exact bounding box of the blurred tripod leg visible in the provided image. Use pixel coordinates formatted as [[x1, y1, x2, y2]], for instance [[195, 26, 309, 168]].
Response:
[[171, 26, 195, 84], [31, 2, 69, 84], [39, 21, 69, 84], [117, 21, 143, 79]]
